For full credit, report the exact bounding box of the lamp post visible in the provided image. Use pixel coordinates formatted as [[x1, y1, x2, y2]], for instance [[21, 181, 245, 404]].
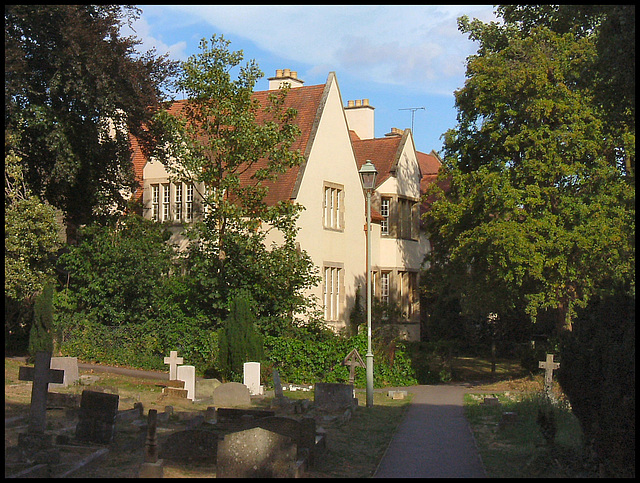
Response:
[[359, 160, 377, 408]]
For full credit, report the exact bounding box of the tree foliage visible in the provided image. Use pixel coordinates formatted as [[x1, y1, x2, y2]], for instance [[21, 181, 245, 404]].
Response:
[[149, 35, 320, 325], [558, 290, 635, 477], [28, 283, 55, 358], [5, 140, 61, 302], [55, 213, 177, 327], [217, 291, 265, 381], [5, 5, 178, 234], [423, 7, 634, 332]]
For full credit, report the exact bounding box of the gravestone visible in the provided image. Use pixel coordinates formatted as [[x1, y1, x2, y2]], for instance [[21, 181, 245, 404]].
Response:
[[17, 351, 65, 449], [177, 365, 196, 401], [342, 349, 365, 384], [243, 362, 263, 396], [539, 353, 560, 396], [273, 369, 284, 399], [158, 429, 219, 463], [255, 416, 317, 466], [139, 409, 164, 478], [163, 351, 183, 380], [49, 356, 79, 389], [217, 426, 297, 478], [213, 382, 251, 408], [314, 383, 356, 411], [75, 390, 119, 444], [196, 378, 221, 399]]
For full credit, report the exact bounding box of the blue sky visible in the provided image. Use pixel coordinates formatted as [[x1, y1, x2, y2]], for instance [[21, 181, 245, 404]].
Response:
[[125, 5, 499, 155]]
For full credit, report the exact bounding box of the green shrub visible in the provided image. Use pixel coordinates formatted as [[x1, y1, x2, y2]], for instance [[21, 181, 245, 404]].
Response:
[[28, 283, 55, 358], [558, 290, 635, 477], [217, 291, 264, 381]]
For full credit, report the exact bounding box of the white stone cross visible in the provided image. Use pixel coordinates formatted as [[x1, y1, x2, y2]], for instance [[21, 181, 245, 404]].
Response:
[[539, 353, 560, 396], [164, 351, 183, 380]]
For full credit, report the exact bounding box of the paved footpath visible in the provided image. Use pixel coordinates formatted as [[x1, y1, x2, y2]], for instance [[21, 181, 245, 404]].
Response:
[[373, 384, 487, 478]]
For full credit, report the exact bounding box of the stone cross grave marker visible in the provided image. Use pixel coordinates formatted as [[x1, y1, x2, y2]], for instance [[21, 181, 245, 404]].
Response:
[[539, 353, 560, 396], [164, 351, 183, 380], [342, 348, 365, 384], [18, 351, 65, 438]]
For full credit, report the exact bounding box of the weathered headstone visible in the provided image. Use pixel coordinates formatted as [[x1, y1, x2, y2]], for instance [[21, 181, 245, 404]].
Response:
[[75, 390, 119, 444], [158, 429, 219, 463], [177, 365, 196, 401], [273, 369, 284, 399], [255, 416, 317, 466], [539, 353, 560, 396], [314, 383, 356, 412], [213, 382, 251, 408], [243, 361, 263, 396], [163, 350, 183, 380], [196, 378, 221, 399], [217, 426, 297, 478], [17, 351, 65, 448], [342, 348, 365, 384], [49, 356, 79, 389], [139, 409, 164, 478]]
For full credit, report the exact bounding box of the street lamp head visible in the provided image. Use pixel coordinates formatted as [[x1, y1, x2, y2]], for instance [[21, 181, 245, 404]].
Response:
[[359, 160, 378, 191]]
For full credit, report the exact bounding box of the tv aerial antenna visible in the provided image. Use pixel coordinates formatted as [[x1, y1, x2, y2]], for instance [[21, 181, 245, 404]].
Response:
[[399, 107, 425, 133]]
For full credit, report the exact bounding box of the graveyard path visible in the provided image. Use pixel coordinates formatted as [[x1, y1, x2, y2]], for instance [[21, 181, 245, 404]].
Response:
[[373, 384, 487, 478]]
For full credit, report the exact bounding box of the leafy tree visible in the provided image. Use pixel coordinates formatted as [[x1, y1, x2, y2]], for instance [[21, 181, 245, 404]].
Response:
[[5, 135, 62, 352], [423, 11, 634, 333], [149, 35, 319, 324], [55, 213, 177, 327], [5, 5, 178, 238], [5, 140, 61, 302]]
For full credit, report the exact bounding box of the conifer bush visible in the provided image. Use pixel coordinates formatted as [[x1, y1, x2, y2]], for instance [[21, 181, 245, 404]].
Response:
[[558, 289, 635, 477]]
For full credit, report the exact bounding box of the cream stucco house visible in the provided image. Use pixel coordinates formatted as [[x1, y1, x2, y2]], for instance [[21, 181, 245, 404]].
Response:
[[130, 69, 442, 340]]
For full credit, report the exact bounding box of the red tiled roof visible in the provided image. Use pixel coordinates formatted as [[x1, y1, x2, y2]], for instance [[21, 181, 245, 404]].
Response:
[[417, 150, 442, 195], [130, 83, 327, 206], [351, 132, 404, 188]]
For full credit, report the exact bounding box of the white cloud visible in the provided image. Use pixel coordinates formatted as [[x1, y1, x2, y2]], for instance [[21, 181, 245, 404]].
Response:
[[132, 5, 498, 95]]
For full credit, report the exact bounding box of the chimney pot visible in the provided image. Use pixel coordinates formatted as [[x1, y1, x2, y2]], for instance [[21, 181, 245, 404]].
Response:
[[363, 99, 369, 106], [283, 68, 291, 77], [347, 100, 354, 107], [355, 99, 362, 107], [276, 69, 283, 78], [291, 71, 297, 79]]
